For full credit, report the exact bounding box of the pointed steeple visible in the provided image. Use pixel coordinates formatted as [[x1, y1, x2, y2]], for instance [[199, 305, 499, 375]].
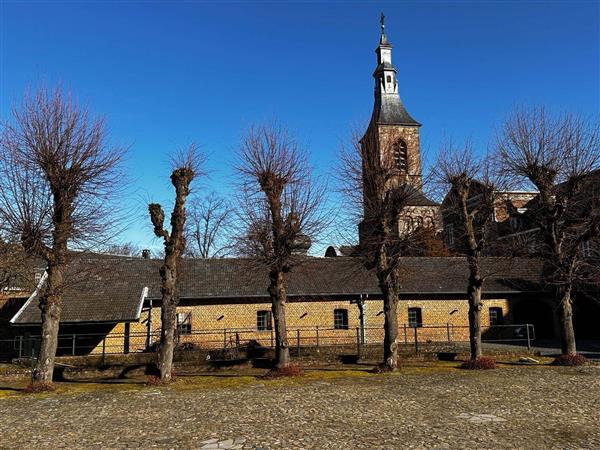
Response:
[[371, 14, 420, 126]]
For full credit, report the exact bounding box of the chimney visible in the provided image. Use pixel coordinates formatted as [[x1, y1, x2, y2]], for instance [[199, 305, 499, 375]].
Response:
[[141, 249, 151, 259]]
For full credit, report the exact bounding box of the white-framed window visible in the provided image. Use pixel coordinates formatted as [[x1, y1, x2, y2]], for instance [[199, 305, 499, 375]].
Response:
[[489, 307, 503, 326], [408, 307, 422, 328], [256, 310, 272, 331], [333, 308, 349, 330], [176, 312, 192, 335]]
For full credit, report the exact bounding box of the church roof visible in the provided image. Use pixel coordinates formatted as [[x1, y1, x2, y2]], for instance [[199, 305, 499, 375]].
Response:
[[406, 185, 439, 206], [373, 94, 421, 126]]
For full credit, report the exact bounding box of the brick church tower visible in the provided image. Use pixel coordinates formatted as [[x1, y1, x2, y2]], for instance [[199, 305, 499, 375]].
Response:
[[359, 15, 439, 243]]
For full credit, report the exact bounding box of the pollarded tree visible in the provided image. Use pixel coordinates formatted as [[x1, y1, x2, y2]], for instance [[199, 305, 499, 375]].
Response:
[[339, 128, 424, 371], [435, 142, 501, 361], [236, 124, 326, 370], [149, 146, 202, 382], [496, 107, 600, 357], [0, 86, 125, 386]]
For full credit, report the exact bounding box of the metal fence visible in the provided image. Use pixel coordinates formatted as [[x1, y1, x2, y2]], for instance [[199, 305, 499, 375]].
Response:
[[0, 323, 535, 361]]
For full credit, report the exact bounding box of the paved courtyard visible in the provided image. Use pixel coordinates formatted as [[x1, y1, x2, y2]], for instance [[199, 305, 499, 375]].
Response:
[[1, 363, 599, 449]]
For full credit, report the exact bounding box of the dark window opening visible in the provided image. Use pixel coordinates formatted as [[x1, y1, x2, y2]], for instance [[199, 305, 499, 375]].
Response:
[[257, 310, 273, 331], [386, 75, 392, 83], [334, 308, 349, 330], [393, 139, 408, 171], [176, 312, 192, 335], [408, 307, 422, 328], [489, 307, 503, 326]]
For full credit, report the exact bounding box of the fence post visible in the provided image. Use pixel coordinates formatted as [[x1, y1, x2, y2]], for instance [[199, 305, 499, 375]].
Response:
[[297, 329, 301, 356], [356, 327, 362, 360], [315, 326, 319, 352], [526, 324, 531, 350], [447, 322, 451, 342], [18, 335, 23, 359], [404, 323, 407, 344], [72, 334, 76, 356], [413, 326, 419, 354]]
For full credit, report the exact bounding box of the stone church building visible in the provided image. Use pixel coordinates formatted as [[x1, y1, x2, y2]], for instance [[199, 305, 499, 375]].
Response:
[[358, 19, 440, 244]]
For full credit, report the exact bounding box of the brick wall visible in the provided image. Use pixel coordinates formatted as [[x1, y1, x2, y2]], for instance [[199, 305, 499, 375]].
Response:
[[92, 297, 513, 354]]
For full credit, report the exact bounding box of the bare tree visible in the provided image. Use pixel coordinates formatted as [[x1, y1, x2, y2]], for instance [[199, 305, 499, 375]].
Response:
[[0, 238, 33, 292], [339, 128, 423, 371], [434, 142, 499, 361], [495, 107, 600, 357], [149, 145, 202, 382], [101, 242, 142, 257], [186, 193, 233, 258], [0, 86, 125, 386], [236, 124, 326, 370]]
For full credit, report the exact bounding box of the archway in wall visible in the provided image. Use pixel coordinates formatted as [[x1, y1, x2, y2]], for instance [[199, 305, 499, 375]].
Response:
[[512, 298, 555, 339], [573, 293, 600, 339]]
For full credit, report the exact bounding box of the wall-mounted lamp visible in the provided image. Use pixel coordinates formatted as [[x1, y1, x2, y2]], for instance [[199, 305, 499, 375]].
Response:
[[300, 313, 308, 319], [449, 309, 458, 315], [217, 315, 225, 321]]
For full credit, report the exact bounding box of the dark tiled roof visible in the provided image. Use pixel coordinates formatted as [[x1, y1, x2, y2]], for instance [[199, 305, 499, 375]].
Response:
[[406, 185, 439, 207], [11, 255, 545, 325]]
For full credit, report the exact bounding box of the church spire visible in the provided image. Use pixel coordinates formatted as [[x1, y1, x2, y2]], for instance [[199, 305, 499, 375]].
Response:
[[371, 14, 420, 126]]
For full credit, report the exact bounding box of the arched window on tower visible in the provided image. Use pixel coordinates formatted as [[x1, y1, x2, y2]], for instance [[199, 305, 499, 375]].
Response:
[[393, 139, 408, 171]]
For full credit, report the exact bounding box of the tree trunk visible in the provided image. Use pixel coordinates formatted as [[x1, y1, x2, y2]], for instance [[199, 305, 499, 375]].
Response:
[[269, 270, 290, 369], [158, 263, 178, 381], [557, 286, 577, 355], [467, 282, 483, 360], [32, 265, 63, 384], [382, 285, 399, 371]]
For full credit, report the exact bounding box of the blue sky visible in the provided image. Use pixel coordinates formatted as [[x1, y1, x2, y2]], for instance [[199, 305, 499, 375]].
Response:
[[1, 1, 599, 253]]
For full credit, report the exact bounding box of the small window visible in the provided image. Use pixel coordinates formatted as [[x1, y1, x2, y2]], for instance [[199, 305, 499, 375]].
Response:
[[256, 310, 272, 331], [34, 272, 42, 283], [386, 75, 392, 83], [333, 309, 349, 330], [176, 312, 192, 335], [393, 139, 408, 171], [580, 240, 591, 258], [445, 223, 454, 246], [408, 307, 422, 328], [489, 307, 503, 326]]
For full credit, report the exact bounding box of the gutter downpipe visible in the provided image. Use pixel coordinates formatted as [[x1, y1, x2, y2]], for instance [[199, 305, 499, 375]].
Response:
[[358, 294, 367, 344]]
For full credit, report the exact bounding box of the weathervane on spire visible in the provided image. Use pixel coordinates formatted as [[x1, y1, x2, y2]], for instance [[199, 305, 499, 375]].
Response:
[[380, 12, 385, 33]]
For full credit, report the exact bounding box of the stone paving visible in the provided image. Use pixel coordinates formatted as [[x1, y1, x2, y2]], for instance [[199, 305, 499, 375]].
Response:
[[1, 364, 599, 449]]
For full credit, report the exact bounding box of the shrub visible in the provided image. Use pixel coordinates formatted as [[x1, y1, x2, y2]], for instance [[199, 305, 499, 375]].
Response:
[[23, 382, 56, 393], [146, 373, 177, 386], [460, 357, 497, 370], [551, 354, 587, 366], [261, 364, 303, 380]]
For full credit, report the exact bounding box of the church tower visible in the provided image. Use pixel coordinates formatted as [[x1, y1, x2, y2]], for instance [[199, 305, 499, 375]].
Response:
[[359, 15, 439, 242]]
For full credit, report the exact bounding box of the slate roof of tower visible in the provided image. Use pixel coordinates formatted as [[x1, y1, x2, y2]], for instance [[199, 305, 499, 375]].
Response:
[[11, 253, 546, 325]]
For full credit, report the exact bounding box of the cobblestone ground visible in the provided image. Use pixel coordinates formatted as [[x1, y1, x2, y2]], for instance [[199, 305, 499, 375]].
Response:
[[1, 364, 599, 449]]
